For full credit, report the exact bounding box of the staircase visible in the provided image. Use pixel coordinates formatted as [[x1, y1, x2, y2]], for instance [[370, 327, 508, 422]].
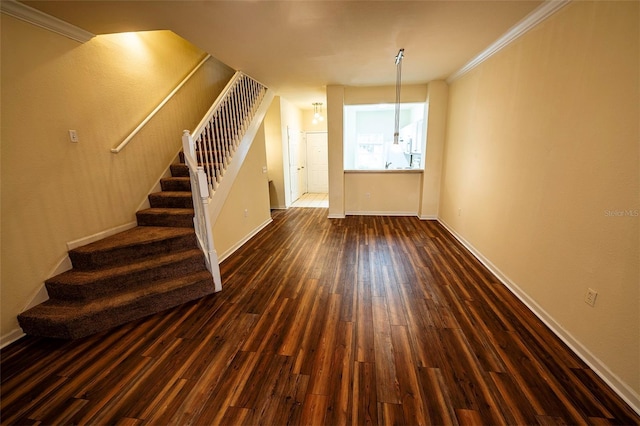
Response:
[[18, 72, 271, 340], [17, 155, 216, 340]]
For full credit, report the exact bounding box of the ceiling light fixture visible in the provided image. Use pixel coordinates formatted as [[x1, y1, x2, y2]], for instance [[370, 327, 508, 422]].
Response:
[[312, 102, 324, 124], [393, 48, 404, 144]]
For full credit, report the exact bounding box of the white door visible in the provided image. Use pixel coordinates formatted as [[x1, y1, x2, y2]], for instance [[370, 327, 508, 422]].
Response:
[[306, 132, 328, 193], [288, 128, 303, 203]]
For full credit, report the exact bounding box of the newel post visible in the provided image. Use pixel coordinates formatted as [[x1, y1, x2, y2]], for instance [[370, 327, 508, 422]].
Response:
[[182, 130, 196, 159]]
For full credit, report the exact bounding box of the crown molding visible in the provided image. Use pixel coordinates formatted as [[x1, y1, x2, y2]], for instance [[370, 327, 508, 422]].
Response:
[[447, 0, 571, 83], [1, 0, 95, 43]]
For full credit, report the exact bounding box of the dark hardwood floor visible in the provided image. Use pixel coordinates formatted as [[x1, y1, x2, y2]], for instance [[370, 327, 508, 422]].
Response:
[[2, 207, 638, 425]]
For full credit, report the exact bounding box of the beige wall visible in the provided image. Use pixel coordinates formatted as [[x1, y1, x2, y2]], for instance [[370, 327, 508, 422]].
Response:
[[264, 97, 285, 209], [344, 84, 428, 105], [1, 16, 234, 339], [345, 171, 421, 215], [419, 81, 448, 219], [279, 98, 303, 207], [327, 84, 431, 218], [266, 103, 326, 211], [327, 85, 345, 218], [441, 0, 639, 401], [213, 123, 271, 260], [264, 96, 304, 209]]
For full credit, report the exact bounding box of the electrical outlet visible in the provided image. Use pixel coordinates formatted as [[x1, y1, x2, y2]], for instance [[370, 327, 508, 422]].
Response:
[[69, 130, 79, 143], [244, 209, 248, 218], [585, 288, 598, 307], [458, 208, 462, 216]]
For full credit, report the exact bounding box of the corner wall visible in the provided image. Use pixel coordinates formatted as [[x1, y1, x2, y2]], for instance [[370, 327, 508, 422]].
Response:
[[264, 96, 303, 209], [264, 97, 286, 209], [328, 84, 432, 218], [419, 81, 448, 219], [440, 1, 639, 406], [213, 123, 272, 260], [0, 16, 234, 340]]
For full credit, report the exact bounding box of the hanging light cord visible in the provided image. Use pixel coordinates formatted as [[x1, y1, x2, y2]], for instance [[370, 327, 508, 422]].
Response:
[[394, 49, 404, 144]]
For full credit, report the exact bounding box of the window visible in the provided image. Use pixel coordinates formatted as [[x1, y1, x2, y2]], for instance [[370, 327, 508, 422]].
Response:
[[344, 103, 426, 170]]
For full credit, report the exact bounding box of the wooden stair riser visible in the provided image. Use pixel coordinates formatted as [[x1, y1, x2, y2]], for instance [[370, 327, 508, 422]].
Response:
[[19, 147, 216, 340], [148, 192, 193, 209], [182, 150, 229, 164], [45, 250, 207, 302], [169, 164, 222, 181], [18, 271, 215, 340], [137, 208, 195, 228], [170, 164, 190, 177], [160, 177, 191, 191], [69, 232, 198, 270]]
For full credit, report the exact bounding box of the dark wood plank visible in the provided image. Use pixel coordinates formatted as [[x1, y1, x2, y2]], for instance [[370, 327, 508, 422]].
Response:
[[353, 361, 378, 425], [417, 367, 459, 426], [372, 296, 402, 404], [307, 293, 342, 396], [1, 209, 638, 425]]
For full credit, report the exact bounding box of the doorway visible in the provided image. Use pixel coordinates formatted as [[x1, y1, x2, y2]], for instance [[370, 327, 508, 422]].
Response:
[[291, 131, 328, 208], [288, 127, 307, 203], [306, 132, 329, 193]]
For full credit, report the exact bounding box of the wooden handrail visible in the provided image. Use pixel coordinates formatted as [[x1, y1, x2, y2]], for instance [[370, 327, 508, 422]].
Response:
[[111, 54, 211, 154]]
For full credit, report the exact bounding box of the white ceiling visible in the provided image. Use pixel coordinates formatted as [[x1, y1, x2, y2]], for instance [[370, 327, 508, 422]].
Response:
[[24, 0, 544, 110]]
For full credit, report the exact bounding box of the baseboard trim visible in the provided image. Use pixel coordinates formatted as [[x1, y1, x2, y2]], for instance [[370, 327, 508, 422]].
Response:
[[345, 211, 417, 217], [67, 221, 138, 251], [217, 218, 273, 264], [419, 215, 438, 220], [437, 218, 640, 415], [327, 213, 346, 219], [6, 254, 75, 347], [0, 329, 26, 349]]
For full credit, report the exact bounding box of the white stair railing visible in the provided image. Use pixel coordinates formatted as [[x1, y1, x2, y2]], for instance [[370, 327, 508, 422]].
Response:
[[181, 72, 268, 292]]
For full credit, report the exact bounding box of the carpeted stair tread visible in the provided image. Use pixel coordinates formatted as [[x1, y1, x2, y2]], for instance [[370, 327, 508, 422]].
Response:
[[170, 164, 189, 177], [46, 249, 206, 301], [19, 149, 218, 340], [69, 227, 197, 270], [160, 177, 191, 191], [136, 207, 195, 228], [148, 191, 193, 208], [70, 226, 194, 253], [18, 271, 215, 339]]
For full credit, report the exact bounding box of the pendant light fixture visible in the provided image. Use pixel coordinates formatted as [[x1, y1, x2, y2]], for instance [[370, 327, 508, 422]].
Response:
[[312, 102, 324, 124], [393, 48, 404, 144]]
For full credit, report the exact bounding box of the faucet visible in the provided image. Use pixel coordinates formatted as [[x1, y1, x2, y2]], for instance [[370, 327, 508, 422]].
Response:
[[385, 161, 392, 169]]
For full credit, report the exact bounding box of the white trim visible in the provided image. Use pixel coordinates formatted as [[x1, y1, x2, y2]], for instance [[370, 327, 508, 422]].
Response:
[[0, 329, 25, 349], [345, 211, 417, 217], [328, 214, 346, 219], [208, 90, 275, 224], [418, 215, 438, 220], [437, 218, 640, 415], [192, 72, 243, 138], [1, 254, 75, 348], [447, 0, 571, 83], [0, 0, 94, 43], [67, 221, 137, 251], [217, 218, 273, 263]]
